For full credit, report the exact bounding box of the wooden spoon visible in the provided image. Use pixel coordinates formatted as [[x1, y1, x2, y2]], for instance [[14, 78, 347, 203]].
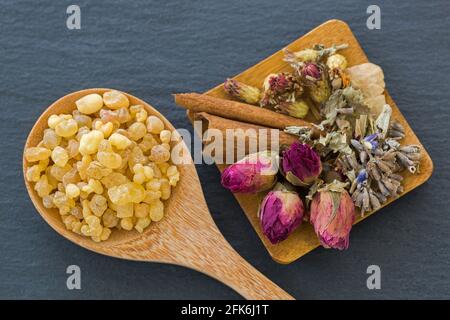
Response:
[[23, 88, 294, 300]]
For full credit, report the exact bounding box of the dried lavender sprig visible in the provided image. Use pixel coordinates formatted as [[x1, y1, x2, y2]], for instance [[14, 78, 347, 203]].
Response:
[[380, 149, 396, 161], [359, 150, 369, 165], [346, 153, 359, 171], [366, 161, 382, 181], [369, 190, 382, 211], [387, 129, 405, 140], [352, 184, 384, 217], [336, 107, 354, 115], [383, 139, 401, 151], [372, 190, 387, 204], [389, 173, 404, 182], [390, 121, 404, 133], [400, 145, 421, 154], [377, 180, 391, 198], [383, 178, 399, 195], [375, 159, 393, 174], [406, 152, 421, 161], [396, 151, 417, 173], [350, 139, 363, 152]]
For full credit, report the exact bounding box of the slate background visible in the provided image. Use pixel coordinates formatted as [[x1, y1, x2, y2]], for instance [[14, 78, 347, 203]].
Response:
[[0, 0, 449, 299]]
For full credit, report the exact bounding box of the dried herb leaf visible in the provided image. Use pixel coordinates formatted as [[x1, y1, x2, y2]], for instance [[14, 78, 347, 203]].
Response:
[[318, 131, 353, 154], [375, 104, 392, 138]]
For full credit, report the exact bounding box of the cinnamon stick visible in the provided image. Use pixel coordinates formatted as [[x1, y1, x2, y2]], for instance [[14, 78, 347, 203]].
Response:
[[193, 112, 298, 163], [174, 93, 311, 130]]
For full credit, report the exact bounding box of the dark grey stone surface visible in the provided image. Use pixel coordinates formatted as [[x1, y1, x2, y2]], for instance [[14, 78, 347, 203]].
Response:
[[0, 0, 449, 299]]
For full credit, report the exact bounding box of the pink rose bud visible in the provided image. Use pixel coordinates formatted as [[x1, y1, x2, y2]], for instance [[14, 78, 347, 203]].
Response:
[[267, 73, 291, 94], [310, 182, 355, 250], [282, 142, 322, 187], [221, 151, 278, 193], [259, 186, 304, 244], [301, 62, 322, 81]]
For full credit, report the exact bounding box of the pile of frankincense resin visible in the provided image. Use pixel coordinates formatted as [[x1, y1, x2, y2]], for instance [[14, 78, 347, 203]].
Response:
[[221, 44, 422, 250], [25, 90, 180, 242]]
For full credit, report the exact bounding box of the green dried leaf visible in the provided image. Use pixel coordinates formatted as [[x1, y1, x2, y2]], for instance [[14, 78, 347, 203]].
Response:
[[342, 86, 364, 105], [285, 171, 309, 187], [320, 89, 346, 128], [317, 180, 349, 228], [284, 126, 312, 142], [318, 180, 349, 193], [354, 114, 368, 139], [345, 169, 356, 182], [336, 118, 351, 132], [318, 131, 353, 155], [306, 179, 324, 203], [375, 104, 392, 138], [326, 191, 342, 226]]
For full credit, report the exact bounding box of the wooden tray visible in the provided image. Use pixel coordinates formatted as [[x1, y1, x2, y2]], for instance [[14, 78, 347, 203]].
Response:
[[198, 19, 433, 264]]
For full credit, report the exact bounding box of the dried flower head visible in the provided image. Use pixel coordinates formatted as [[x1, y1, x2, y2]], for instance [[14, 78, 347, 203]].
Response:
[[276, 100, 309, 119], [301, 63, 322, 81], [221, 151, 279, 193], [283, 43, 348, 65], [294, 62, 331, 105], [282, 142, 322, 186], [310, 180, 355, 250], [326, 54, 348, 70], [223, 79, 261, 105], [259, 184, 304, 244], [260, 73, 308, 118], [262, 73, 302, 98]]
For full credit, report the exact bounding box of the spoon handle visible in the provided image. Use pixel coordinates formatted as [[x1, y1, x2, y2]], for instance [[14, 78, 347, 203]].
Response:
[[116, 224, 294, 299], [158, 214, 295, 300], [196, 236, 295, 300], [116, 214, 294, 299]]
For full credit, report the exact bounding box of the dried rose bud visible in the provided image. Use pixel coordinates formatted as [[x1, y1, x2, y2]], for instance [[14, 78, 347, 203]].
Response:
[[301, 63, 322, 81], [310, 181, 355, 250], [221, 151, 278, 193], [276, 100, 309, 119], [260, 73, 305, 117], [265, 73, 291, 94], [295, 62, 331, 104], [259, 186, 304, 244], [282, 142, 322, 187], [262, 73, 300, 95], [223, 79, 261, 105]]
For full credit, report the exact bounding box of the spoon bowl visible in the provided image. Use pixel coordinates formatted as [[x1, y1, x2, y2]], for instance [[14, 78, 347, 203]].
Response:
[[23, 88, 294, 300]]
